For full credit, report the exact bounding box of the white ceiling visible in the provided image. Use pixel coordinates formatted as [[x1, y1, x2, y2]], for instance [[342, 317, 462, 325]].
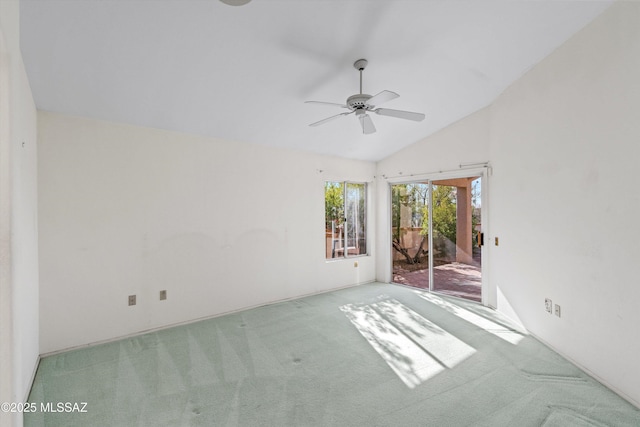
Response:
[[20, 0, 612, 162]]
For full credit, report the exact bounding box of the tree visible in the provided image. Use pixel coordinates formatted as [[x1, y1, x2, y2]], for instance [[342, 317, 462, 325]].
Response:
[[392, 184, 428, 264], [325, 182, 344, 230], [425, 185, 457, 244], [393, 182, 482, 263]]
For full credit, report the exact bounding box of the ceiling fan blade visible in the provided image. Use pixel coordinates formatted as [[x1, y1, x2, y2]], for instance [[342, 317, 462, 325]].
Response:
[[309, 112, 352, 127], [305, 101, 349, 109], [374, 108, 425, 122], [359, 114, 376, 134], [367, 90, 399, 107]]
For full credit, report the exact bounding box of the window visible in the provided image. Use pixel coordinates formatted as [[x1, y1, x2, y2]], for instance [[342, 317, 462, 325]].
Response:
[[325, 181, 367, 259]]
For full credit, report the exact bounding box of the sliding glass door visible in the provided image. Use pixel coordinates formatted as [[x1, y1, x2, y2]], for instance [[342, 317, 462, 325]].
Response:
[[391, 175, 483, 303]]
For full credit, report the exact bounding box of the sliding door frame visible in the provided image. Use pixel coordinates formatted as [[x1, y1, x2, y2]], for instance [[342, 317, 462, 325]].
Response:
[[387, 167, 490, 307]]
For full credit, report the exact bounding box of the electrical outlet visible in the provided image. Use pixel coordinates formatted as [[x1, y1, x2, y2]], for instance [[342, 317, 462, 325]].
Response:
[[128, 295, 136, 306], [160, 290, 167, 301], [555, 304, 561, 318], [545, 298, 552, 314], [354, 261, 358, 268]]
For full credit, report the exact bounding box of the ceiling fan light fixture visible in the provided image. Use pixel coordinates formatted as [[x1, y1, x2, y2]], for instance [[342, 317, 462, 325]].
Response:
[[219, 0, 252, 6]]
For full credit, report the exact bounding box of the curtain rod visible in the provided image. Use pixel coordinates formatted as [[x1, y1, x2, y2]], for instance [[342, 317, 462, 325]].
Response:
[[378, 162, 490, 181]]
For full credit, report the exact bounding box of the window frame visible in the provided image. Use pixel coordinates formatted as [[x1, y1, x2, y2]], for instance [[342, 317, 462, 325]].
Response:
[[325, 180, 368, 260]]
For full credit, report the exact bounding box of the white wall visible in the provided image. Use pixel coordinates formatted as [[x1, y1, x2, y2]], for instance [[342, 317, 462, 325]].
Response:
[[488, 1, 640, 407], [376, 1, 640, 407], [38, 112, 376, 354], [0, 0, 40, 425]]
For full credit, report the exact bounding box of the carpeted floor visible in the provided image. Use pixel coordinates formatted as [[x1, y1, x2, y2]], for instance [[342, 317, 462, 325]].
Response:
[[26, 283, 640, 426]]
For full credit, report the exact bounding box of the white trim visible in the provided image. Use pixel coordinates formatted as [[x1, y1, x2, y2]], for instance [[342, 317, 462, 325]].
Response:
[[383, 181, 393, 283], [23, 355, 40, 402], [428, 181, 434, 291], [480, 171, 491, 307]]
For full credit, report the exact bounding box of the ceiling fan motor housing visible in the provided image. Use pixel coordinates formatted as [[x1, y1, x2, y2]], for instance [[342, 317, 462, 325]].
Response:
[[347, 94, 372, 110]]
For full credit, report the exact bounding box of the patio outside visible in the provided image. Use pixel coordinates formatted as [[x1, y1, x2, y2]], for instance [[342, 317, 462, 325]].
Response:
[[393, 254, 481, 302]]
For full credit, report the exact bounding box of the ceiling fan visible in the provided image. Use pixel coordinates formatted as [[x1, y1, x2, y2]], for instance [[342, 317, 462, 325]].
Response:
[[305, 59, 425, 135]]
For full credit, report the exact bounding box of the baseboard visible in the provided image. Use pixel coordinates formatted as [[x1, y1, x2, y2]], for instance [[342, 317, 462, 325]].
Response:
[[24, 355, 40, 401], [528, 331, 640, 410]]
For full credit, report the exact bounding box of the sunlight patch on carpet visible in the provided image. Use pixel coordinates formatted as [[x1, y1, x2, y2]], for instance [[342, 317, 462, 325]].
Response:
[[417, 292, 525, 345], [340, 297, 475, 388]]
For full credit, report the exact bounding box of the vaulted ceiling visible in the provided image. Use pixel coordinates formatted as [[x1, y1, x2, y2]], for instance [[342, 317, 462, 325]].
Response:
[[20, 0, 612, 161]]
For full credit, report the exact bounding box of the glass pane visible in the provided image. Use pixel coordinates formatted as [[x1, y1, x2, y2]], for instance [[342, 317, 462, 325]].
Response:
[[431, 183, 458, 265], [391, 183, 429, 287], [325, 182, 344, 259], [431, 177, 482, 302], [345, 183, 367, 256]]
